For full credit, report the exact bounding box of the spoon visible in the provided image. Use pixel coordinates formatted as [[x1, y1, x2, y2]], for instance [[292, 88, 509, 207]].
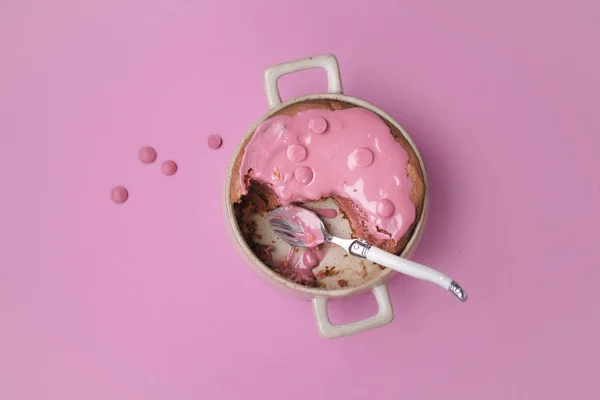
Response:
[[269, 205, 468, 302]]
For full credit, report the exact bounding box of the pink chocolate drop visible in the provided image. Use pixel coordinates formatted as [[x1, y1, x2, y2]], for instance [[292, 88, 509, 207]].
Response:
[[376, 199, 395, 217], [294, 166, 314, 185], [139, 146, 157, 164], [207, 134, 222, 149], [353, 148, 374, 168], [287, 144, 307, 162], [309, 117, 328, 134], [111, 186, 129, 204], [162, 160, 178, 176]]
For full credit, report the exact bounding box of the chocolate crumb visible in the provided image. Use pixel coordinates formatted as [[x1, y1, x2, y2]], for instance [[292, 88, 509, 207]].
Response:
[[338, 279, 349, 287], [316, 266, 340, 279]]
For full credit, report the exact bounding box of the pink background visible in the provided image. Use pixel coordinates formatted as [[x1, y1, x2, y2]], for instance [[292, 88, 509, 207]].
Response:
[[1, 0, 599, 399]]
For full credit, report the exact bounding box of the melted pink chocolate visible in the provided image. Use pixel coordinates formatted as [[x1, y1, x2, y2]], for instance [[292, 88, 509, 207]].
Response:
[[273, 244, 330, 283], [311, 208, 338, 219], [240, 108, 415, 241]]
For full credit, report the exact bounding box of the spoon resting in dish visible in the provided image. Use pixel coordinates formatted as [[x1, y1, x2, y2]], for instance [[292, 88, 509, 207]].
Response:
[[269, 205, 468, 302]]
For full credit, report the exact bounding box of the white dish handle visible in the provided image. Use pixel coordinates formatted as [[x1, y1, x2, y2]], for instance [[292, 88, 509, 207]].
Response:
[[312, 284, 394, 339], [264, 54, 343, 109]]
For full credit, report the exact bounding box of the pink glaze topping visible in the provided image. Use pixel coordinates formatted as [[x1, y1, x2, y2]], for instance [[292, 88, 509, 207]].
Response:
[[208, 134, 222, 149], [240, 108, 415, 241], [139, 146, 157, 164], [162, 160, 178, 176], [111, 186, 129, 204]]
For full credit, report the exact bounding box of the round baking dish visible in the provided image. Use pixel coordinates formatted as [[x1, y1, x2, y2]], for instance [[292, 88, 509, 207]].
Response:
[[224, 54, 429, 339]]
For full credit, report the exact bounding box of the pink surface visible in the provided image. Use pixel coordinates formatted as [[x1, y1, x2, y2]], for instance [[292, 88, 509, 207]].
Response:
[[1, 1, 599, 399], [241, 108, 415, 241]]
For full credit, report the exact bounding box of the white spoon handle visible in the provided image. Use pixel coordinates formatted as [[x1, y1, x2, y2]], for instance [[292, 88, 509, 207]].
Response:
[[327, 236, 467, 302], [365, 246, 468, 302]]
